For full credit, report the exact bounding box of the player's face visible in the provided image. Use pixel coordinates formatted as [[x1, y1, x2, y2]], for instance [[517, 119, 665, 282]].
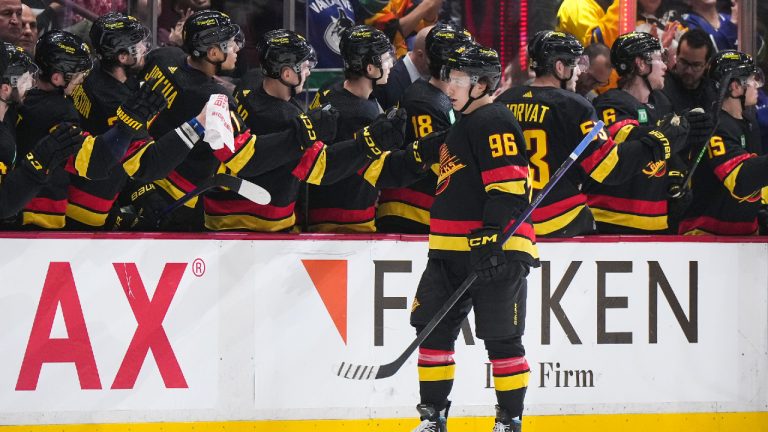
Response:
[[219, 37, 240, 71], [674, 40, 708, 90], [374, 51, 394, 85], [287, 60, 313, 93], [647, 51, 667, 90], [446, 69, 474, 110], [743, 71, 764, 107]]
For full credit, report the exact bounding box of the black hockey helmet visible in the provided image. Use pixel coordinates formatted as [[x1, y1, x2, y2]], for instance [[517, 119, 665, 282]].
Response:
[[89, 12, 150, 60], [35, 30, 93, 79], [339, 24, 393, 75], [425, 22, 473, 79], [441, 42, 502, 93], [528, 30, 584, 74], [611, 31, 662, 76], [708, 49, 763, 89], [183, 10, 242, 58], [1, 42, 37, 85], [258, 29, 317, 79]]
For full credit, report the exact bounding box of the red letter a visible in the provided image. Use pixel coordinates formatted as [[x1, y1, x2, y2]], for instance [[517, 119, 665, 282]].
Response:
[[16, 262, 101, 390]]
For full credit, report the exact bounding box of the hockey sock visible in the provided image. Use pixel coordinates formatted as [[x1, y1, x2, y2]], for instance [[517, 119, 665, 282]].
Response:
[[490, 356, 530, 418], [417, 348, 455, 410]]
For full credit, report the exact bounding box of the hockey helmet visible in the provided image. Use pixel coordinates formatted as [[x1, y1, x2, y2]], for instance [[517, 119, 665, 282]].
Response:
[[258, 29, 317, 79], [708, 50, 764, 89], [1, 42, 37, 85], [183, 10, 242, 58], [35, 30, 93, 78], [89, 12, 150, 60], [441, 42, 502, 93], [339, 25, 394, 75], [425, 22, 473, 78], [611, 31, 662, 76], [528, 30, 585, 74]]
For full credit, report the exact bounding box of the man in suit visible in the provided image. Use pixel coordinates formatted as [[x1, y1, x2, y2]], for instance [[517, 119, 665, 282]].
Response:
[[372, 24, 431, 110]]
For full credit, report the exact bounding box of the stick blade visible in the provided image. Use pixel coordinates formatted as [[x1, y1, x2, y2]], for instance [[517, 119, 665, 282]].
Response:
[[215, 174, 272, 205], [335, 361, 379, 380]]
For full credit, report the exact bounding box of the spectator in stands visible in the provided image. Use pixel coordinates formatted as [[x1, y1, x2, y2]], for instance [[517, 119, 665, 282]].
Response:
[[557, 0, 620, 47], [18, 3, 35, 54], [576, 42, 612, 101], [372, 24, 431, 110], [360, 0, 443, 59], [662, 28, 716, 113], [637, 0, 684, 68], [0, 0, 22, 44], [682, 0, 737, 50]]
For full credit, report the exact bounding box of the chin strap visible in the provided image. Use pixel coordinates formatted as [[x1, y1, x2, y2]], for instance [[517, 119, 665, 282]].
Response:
[[459, 84, 483, 113]]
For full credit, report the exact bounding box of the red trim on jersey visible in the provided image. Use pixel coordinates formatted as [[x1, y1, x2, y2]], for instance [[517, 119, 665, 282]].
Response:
[[580, 137, 616, 174], [124, 138, 150, 160], [308, 206, 375, 223], [588, 194, 667, 216], [204, 197, 295, 218], [490, 357, 529, 375], [679, 215, 758, 236], [67, 186, 116, 212], [481, 165, 529, 185], [430, 218, 483, 235], [713, 153, 754, 182], [25, 197, 68, 213], [291, 141, 324, 181], [379, 188, 435, 209], [532, 194, 586, 222], [607, 118, 639, 138], [167, 170, 196, 193], [502, 219, 536, 240]]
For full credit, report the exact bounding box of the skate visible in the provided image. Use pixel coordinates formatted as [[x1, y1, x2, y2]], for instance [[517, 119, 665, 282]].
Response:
[[492, 405, 522, 432], [412, 401, 450, 432]]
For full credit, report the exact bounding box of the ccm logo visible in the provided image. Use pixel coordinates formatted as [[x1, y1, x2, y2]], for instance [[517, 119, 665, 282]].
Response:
[[300, 113, 317, 140], [469, 234, 497, 247]]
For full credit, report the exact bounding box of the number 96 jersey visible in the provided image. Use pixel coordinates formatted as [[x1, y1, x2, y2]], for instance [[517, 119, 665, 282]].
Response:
[[495, 85, 610, 237]]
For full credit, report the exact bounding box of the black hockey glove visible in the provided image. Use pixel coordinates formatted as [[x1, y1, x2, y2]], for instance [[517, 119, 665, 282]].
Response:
[[292, 105, 339, 150], [641, 113, 689, 161], [683, 107, 715, 148], [355, 107, 407, 160], [408, 129, 448, 166], [468, 225, 507, 282], [116, 77, 168, 135], [23, 123, 85, 177]]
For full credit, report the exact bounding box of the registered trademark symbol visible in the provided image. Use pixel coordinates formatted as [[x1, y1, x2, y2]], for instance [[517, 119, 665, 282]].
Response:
[[191, 258, 206, 277]]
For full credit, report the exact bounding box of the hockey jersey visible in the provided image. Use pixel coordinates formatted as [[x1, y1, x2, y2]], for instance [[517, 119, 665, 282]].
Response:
[[377, 78, 454, 234], [679, 112, 765, 235], [428, 102, 538, 266]]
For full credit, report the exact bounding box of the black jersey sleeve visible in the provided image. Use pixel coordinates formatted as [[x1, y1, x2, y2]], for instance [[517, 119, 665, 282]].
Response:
[[705, 131, 768, 201]]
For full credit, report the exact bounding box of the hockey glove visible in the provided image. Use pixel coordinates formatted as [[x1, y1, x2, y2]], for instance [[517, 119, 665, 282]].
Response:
[[116, 77, 168, 135], [641, 113, 689, 161], [355, 107, 407, 160], [292, 105, 339, 150], [408, 129, 448, 166], [468, 225, 507, 282], [23, 123, 85, 177], [683, 107, 714, 148]]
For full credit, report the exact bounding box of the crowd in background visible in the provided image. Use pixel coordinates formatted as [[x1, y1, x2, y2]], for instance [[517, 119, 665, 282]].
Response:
[[0, 0, 766, 236]]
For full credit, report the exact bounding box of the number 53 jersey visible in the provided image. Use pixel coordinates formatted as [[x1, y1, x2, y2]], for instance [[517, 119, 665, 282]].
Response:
[[496, 85, 637, 237]]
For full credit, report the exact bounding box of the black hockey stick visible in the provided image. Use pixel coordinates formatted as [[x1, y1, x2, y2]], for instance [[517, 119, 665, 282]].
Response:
[[336, 121, 605, 380], [668, 72, 733, 199], [157, 173, 271, 223]]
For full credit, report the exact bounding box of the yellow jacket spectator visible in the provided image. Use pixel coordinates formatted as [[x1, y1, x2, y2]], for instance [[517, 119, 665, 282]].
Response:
[[360, 0, 441, 58], [556, 0, 620, 48]]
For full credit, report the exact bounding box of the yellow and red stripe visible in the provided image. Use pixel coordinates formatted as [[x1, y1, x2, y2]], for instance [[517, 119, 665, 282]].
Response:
[[588, 194, 667, 231], [204, 198, 296, 232]]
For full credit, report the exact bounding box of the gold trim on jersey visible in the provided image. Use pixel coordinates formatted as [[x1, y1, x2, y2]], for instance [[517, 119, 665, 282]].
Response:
[[305, 146, 328, 185], [23, 212, 65, 229], [362, 152, 389, 187], [376, 201, 430, 226], [534, 205, 585, 236], [589, 145, 620, 183], [485, 179, 527, 195], [66, 203, 107, 227], [204, 213, 295, 232], [155, 179, 197, 208], [428, 234, 539, 258], [74, 135, 96, 179], [224, 135, 257, 175], [122, 141, 152, 177], [591, 208, 667, 231]]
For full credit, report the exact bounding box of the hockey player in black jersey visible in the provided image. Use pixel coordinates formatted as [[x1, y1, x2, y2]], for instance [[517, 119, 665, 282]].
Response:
[[409, 43, 532, 432], [205, 29, 408, 232], [0, 43, 36, 179], [307, 24, 438, 232], [496, 31, 691, 237], [679, 51, 767, 235], [587, 31, 706, 234], [376, 22, 471, 234]]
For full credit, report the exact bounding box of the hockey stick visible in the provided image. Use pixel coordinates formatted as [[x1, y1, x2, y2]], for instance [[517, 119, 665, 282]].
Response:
[[336, 121, 605, 380], [157, 173, 271, 223], [668, 72, 732, 199]]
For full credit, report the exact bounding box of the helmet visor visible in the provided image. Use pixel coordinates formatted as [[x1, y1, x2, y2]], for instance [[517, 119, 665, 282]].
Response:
[[747, 67, 765, 89]]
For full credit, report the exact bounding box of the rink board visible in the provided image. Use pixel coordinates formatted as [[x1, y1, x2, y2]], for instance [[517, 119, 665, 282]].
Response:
[[0, 233, 766, 431]]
